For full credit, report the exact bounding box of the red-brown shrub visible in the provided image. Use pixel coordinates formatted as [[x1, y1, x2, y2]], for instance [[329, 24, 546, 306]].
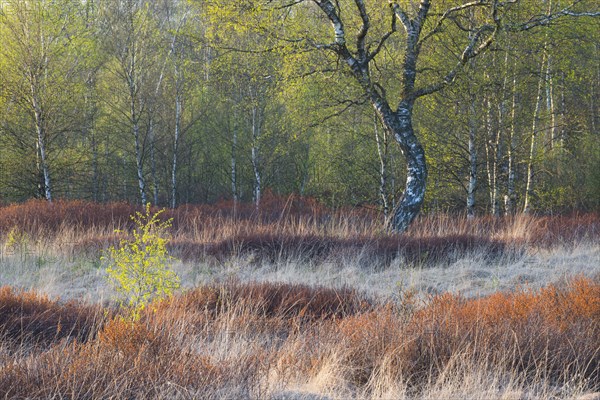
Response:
[[409, 276, 600, 386], [2, 200, 597, 264], [0, 286, 104, 348], [0, 278, 598, 397], [160, 281, 374, 322]]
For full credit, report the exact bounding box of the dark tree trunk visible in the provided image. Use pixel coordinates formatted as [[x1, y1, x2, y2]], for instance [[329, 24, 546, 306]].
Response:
[[313, 0, 503, 232], [374, 101, 427, 232]]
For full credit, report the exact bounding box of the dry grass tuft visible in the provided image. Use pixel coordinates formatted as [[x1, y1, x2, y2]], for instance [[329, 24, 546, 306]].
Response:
[[1, 199, 598, 266], [0, 286, 104, 349], [0, 199, 598, 398], [158, 281, 374, 323], [0, 278, 597, 398]]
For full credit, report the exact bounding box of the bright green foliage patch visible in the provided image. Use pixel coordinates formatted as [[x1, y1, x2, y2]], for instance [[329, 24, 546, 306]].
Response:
[[4, 226, 31, 254], [103, 204, 180, 320]]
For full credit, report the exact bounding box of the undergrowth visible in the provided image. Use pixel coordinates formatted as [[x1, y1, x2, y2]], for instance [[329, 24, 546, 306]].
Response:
[[0, 277, 597, 399], [0, 198, 598, 398], [1, 198, 598, 264]]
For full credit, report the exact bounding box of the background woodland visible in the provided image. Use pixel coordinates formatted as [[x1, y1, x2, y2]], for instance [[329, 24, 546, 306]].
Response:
[[1, 0, 598, 215]]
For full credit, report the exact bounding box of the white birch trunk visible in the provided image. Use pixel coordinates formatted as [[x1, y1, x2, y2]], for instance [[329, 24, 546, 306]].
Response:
[[171, 65, 182, 209], [134, 122, 147, 206], [131, 86, 147, 205], [484, 95, 500, 216], [374, 115, 389, 222], [251, 105, 261, 209], [505, 61, 518, 215], [546, 54, 558, 148], [467, 93, 477, 219], [523, 55, 546, 214], [31, 87, 52, 202], [149, 120, 159, 205], [231, 110, 238, 206]]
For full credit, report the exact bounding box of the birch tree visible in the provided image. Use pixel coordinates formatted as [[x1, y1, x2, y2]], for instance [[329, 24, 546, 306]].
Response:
[[206, 0, 598, 230], [99, 0, 162, 205], [0, 0, 88, 201]]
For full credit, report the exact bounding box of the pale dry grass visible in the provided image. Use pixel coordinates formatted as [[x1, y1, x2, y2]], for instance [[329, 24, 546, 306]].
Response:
[[0, 277, 598, 399], [0, 202, 599, 399], [2, 239, 598, 304]]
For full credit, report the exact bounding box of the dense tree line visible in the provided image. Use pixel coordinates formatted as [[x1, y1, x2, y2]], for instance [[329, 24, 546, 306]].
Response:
[[0, 0, 598, 221]]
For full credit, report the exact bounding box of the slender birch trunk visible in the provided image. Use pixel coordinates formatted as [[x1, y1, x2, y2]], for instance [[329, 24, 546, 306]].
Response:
[[546, 54, 558, 148], [171, 63, 182, 209], [559, 71, 566, 148], [484, 94, 501, 216], [505, 57, 518, 215], [467, 93, 477, 219], [81, 72, 99, 202], [523, 54, 547, 214], [466, 17, 479, 219], [133, 118, 147, 205], [591, 44, 599, 135], [149, 120, 159, 205], [91, 123, 99, 202], [250, 105, 261, 209], [122, 11, 147, 206], [130, 71, 146, 205], [374, 115, 390, 221], [31, 85, 52, 202], [231, 108, 238, 206]]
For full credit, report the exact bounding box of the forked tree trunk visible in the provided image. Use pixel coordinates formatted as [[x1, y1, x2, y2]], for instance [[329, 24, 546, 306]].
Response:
[[377, 101, 427, 233], [313, 0, 506, 232]]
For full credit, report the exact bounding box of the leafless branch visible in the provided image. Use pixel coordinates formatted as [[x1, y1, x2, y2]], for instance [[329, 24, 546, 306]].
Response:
[[511, 1, 600, 31], [308, 98, 367, 128], [420, 0, 490, 45], [389, 2, 412, 33], [414, 21, 499, 98], [354, 0, 369, 59], [366, 7, 397, 62]]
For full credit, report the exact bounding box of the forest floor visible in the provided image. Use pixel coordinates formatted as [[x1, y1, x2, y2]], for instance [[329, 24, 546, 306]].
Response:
[[0, 199, 598, 399]]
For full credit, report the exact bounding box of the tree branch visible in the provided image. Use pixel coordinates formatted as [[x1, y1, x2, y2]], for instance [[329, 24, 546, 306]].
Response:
[[367, 7, 397, 62], [415, 0, 432, 37], [420, 0, 489, 46], [389, 2, 412, 33], [308, 97, 367, 128], [414, 21, 499, 98], [354, 0, 369, 60], [509, 1, 600, 31], [314, 0, 347, 46], [313, 0, 361, 76]]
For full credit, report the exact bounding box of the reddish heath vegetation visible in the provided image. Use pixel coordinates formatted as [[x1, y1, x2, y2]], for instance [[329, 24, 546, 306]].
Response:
[[0, 278, 597, 398], [0, 198, 599, 398], [1, 197, 598, 263]]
